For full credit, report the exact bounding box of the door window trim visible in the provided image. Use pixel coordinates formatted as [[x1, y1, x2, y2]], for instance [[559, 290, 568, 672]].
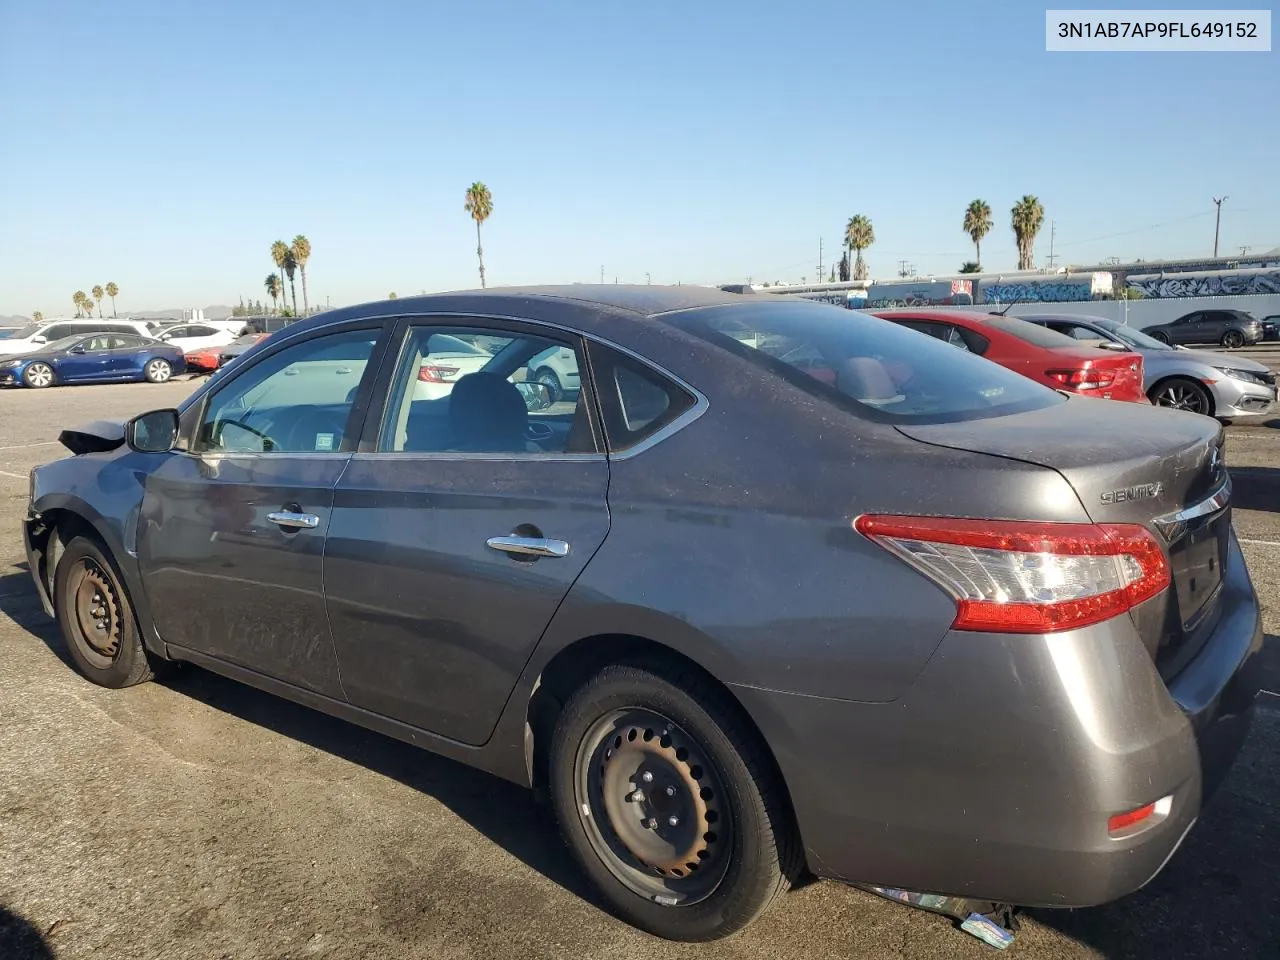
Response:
[[178, 319, 393, 458], [354, 314, 609, 461]]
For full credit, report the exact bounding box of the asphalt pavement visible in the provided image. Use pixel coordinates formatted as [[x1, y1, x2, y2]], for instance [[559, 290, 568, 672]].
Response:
[[1, 359, 1277, 960]]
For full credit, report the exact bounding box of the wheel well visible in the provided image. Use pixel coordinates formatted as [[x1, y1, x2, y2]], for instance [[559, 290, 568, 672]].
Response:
[[37, 509, 102, 594], [1148, 374, 1215, 415], [525, 635, 798, 829]]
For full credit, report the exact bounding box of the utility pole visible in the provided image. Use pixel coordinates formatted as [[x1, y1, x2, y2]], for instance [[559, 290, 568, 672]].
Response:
[[1212, 196, 1228, 257], [600, 265, 605, 284], [1045, 221, 1057, 270], [816, 238, 824, 286], [898, 259, 909, 278], [1239, 245, 1251, 257], [645, 272, 651, 285]]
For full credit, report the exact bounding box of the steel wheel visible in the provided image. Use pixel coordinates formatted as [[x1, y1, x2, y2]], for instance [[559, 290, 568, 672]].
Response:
[[69, 558, 123, 670], [1221, 330, 1244, 349], [574, 708, 733, 906], [1150, 331, 1171, 345], [535, 368, 562, 404], [24, 362, 54, 388], [145, 359, 172, 383], [1150, 378, 1212, 416]]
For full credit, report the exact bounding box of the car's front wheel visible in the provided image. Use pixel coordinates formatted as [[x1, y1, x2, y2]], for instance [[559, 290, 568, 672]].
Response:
[[1149, 377, 1214, 417], [53, 536, 159, 688], [549, 662, 799, 941], [1221, 330, 1244, 349], [1149, 331, 1171, 345], [23, 362, 55, 388], [144, 358, 173, 383]]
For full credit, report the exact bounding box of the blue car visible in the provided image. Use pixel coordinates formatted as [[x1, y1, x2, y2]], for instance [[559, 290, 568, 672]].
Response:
[[0, 333, 186, 388]]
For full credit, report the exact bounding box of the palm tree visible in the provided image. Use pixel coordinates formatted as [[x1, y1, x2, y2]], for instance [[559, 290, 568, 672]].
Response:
[[959, 261, 981, 274], [105, 281, 119, 316], [283, 250, 298, 315], [844, 214, 875, 281], [963, 200, 992, 268], [291, 235, 311, 314], [91, 285, 104, 317], [388, 292, 398, 299], [270, 239, 291, 307], [32, 311, 43, 323], [264, 273, 282, 314], [72, 290, 86, 317], [464, 182, 494, 288], [1011, 195, 1045, 270], [83, 297, 95, 317]]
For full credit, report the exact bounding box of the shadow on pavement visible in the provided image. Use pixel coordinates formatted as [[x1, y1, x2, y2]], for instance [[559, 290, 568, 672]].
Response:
[[0, 905, 55, 960], [1230, 467, 1279, 513]]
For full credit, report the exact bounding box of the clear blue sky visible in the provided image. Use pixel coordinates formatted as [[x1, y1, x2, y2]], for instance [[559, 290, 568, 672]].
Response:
[[1, 0, 1275, 316]]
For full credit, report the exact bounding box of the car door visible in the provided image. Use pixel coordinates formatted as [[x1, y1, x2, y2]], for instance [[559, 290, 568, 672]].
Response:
[[101, 334, 142, 377], [59, 335, 116, 381], [135, 323, 388, 696], [324, 318, 611, 745], [1171, 312, 1203, 344]]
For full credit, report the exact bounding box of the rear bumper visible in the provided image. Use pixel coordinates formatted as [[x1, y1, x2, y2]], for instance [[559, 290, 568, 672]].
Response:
[[733, 531, 1262, 908]]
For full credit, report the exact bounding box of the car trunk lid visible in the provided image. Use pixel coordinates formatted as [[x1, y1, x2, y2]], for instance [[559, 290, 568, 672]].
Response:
[[896, 398, 1228, 678], [1043, 346, 1146, 403]]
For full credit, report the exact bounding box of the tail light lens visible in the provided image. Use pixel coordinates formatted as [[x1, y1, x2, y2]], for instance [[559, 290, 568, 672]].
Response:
[[854, 515, 1170, 633], [1046, 367, 1115, 390], [418, 363, 461, 383]]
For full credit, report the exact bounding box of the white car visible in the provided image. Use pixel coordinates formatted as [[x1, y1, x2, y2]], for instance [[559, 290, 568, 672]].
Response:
[[0, 319, 157, 356], [412, 334, 494, 400], [527, 344, 581, 402], [154, 322, 236, 355]]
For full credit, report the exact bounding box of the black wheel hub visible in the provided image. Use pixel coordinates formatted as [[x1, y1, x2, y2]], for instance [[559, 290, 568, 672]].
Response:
[[73, 561, 122, 664], [576, 709, 731, 904]]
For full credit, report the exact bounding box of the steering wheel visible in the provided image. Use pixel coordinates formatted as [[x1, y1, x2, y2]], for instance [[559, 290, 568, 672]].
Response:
[[214, 419, 276, 452]]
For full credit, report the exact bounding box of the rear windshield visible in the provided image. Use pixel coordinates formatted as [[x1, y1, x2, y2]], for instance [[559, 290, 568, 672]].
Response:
[[669, 302, 1063, 424], [981, 314, 1081, 348]]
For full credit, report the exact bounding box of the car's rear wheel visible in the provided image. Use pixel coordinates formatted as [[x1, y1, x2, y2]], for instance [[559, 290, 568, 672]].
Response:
[[1221, 330, 1244, 349], [23, 362, 55, 388], [549, 662, 799, 941], [534, 367, 563, 403], [53, 536, 157, 688], [1149, 377, 1214, 416], [144, 358, 173, 383], [1149, 331, 1171, 345]]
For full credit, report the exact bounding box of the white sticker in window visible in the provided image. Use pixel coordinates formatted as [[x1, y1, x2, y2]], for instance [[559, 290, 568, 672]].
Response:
[[315, 433, 335, 451]]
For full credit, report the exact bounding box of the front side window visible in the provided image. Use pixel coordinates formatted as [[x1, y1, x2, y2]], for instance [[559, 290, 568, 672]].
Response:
[[380, 325, 595, 455], [196, 329, 377, 454], [671, 302, 1063, 424]]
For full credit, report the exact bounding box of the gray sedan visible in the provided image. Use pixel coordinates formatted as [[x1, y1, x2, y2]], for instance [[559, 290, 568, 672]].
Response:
[[22, 287, 1263, 942], [1023, 314, 1277, 419]]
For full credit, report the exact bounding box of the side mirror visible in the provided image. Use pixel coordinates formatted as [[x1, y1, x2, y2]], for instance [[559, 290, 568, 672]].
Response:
[[126, 409, 180, 453], [159, 332, 172, 341], [32, 335, 47, 344], [1095, 341, 1129, 351], [514, 381, 552, 411], [70, 345, 86, 354]]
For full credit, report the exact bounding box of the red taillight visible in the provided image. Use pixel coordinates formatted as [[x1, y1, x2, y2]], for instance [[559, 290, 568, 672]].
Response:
[[1046, 367, 1116, 390], [418, 364, 461, 383], [1108, 804, 1155, 833], [1107, 794, 1173, 834], [854, 515, 1170, 633]]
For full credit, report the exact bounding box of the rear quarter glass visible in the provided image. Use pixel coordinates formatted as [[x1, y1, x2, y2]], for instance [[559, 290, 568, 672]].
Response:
[[668, 301, 1064, 425]]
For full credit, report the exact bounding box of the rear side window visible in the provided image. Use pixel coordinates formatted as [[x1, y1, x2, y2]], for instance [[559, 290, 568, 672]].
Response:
[[980, 315, 1079, 348], [587, 344, 697, 452], [670, 302, 1062, 424]]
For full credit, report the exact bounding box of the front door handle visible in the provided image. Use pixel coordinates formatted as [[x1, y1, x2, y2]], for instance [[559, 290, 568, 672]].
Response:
[[268, 511, 320, 530], [486, 535, 570, 558]]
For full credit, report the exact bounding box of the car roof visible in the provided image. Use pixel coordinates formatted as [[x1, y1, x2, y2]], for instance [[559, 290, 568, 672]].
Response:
[[276, 285, 752, 338], [1019, 313, 1114, 325], [870, 309, 1012, 326]]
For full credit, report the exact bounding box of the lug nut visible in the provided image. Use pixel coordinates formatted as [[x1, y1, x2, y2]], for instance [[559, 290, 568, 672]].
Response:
[[668, 816, 680, 827], [665, 786, 676, 797], [641, 771, 654, 783], [643, 818, 657, 829], [630, 790, 644, 802]]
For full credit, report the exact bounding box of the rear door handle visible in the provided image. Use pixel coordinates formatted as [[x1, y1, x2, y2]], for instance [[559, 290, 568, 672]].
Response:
[[268, 511, 320, 530], [486, 535, 570, 558]]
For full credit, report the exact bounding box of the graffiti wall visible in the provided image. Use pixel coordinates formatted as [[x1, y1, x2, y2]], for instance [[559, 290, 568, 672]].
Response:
[[1127, 270, 1280, 299], [979, 280, 1098, 303]]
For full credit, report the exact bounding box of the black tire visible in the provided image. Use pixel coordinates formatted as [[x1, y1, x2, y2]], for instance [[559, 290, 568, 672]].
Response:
[[1148, 377, 1214, 417], [1150, 331, 1171, 345], [144, 358, 173, 383], [534, 367, 563, 404], [53, 536, 157, 688], [1221, 330, 1244, 349], [23, 362, 55, 388], [549, 661, 800, 941]]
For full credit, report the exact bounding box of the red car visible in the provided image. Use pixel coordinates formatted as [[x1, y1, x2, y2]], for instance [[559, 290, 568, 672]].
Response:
[[186, 333, 268, 374], [872, 309, 1147, 403]]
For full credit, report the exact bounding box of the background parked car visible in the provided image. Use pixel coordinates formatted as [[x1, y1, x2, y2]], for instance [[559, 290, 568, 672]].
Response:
[[1260, 314, 1280, 341], [1142, 309, 1263, 348], [0, 333, 185, 387], [412, 333, 494, 400], [871, 309, 1148, 403], [1023, 314, 1276, 419], [0, 318, 157, 355], [527, 344, 581, 402], [154, 322, 236, 354]]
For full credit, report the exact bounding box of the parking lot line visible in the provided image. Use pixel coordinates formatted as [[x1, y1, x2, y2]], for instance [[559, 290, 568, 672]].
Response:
[[1239, 538, 1280, 547], [0, 469, 28, 479], [0, 440, 60, 451]]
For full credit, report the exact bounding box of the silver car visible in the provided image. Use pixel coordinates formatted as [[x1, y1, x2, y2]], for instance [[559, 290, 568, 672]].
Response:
[[1024, 314, 1276, 419]]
